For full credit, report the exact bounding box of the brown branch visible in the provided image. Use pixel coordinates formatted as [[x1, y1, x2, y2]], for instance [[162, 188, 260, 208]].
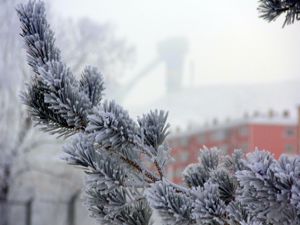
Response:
[[154, 160, 163, 179], [120, 156, 159, 183], [135, 143, 164, 180]]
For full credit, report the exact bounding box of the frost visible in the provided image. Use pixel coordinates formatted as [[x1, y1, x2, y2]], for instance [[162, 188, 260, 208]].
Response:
[[17, 1, 300, 225]]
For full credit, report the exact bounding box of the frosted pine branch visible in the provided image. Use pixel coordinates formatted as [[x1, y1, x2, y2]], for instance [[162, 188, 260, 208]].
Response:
[[17, 1, 166, 224], [17, 1, 300, 225], [258, 0, 300, 26]]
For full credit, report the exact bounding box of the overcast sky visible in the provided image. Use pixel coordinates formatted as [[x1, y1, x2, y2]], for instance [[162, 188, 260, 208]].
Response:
[[51, 0, 300, 107]]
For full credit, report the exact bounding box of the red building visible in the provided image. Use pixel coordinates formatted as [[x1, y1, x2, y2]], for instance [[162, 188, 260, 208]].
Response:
[[167, 110, 299, 183]]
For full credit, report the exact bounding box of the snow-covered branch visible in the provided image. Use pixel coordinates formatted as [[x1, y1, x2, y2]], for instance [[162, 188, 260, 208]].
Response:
[[17, 1, 300, 225]]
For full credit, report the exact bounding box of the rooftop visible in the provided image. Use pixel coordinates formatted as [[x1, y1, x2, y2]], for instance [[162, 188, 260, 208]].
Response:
[[169, 113, 297, 139], [131, 78, 300, 132]]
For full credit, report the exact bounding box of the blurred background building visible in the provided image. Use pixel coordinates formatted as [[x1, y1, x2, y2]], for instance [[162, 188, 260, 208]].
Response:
[[167, 108, 300, 183]]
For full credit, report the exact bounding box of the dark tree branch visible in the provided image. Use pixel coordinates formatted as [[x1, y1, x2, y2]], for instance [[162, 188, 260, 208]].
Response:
[[258, 0, 300, 26]]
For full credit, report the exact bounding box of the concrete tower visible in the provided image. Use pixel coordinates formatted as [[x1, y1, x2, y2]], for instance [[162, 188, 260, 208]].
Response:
[[157, 37, 188, 93]]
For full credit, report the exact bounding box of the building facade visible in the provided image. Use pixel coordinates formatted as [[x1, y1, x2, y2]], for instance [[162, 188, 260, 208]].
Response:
[[167, 111, 299, 183]]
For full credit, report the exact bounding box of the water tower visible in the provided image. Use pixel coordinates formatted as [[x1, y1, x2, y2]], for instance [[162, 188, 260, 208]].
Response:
[[157, 37, 188, 93], [116, 37, 189, 101]]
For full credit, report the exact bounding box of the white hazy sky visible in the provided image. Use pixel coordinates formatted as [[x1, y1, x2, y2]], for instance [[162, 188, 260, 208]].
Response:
[[51, 0, 300, 106]]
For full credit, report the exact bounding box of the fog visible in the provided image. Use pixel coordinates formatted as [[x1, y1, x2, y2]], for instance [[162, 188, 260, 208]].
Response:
[[49, 0, 300, 128], [52, 1, 300, 91]]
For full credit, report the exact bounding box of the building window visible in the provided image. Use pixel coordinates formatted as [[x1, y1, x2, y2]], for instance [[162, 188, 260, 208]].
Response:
[[285, 144, 296, 154], [239, 126, 249, 136], [212, 130, 228, 141], [198, 134, 205, 144], [285, 127, 296, 138]]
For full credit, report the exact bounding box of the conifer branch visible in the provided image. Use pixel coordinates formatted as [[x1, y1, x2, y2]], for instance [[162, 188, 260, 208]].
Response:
[[258, 0, 300, 26], [121, 156, 159, 183], [17, 1, 300, 225]]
